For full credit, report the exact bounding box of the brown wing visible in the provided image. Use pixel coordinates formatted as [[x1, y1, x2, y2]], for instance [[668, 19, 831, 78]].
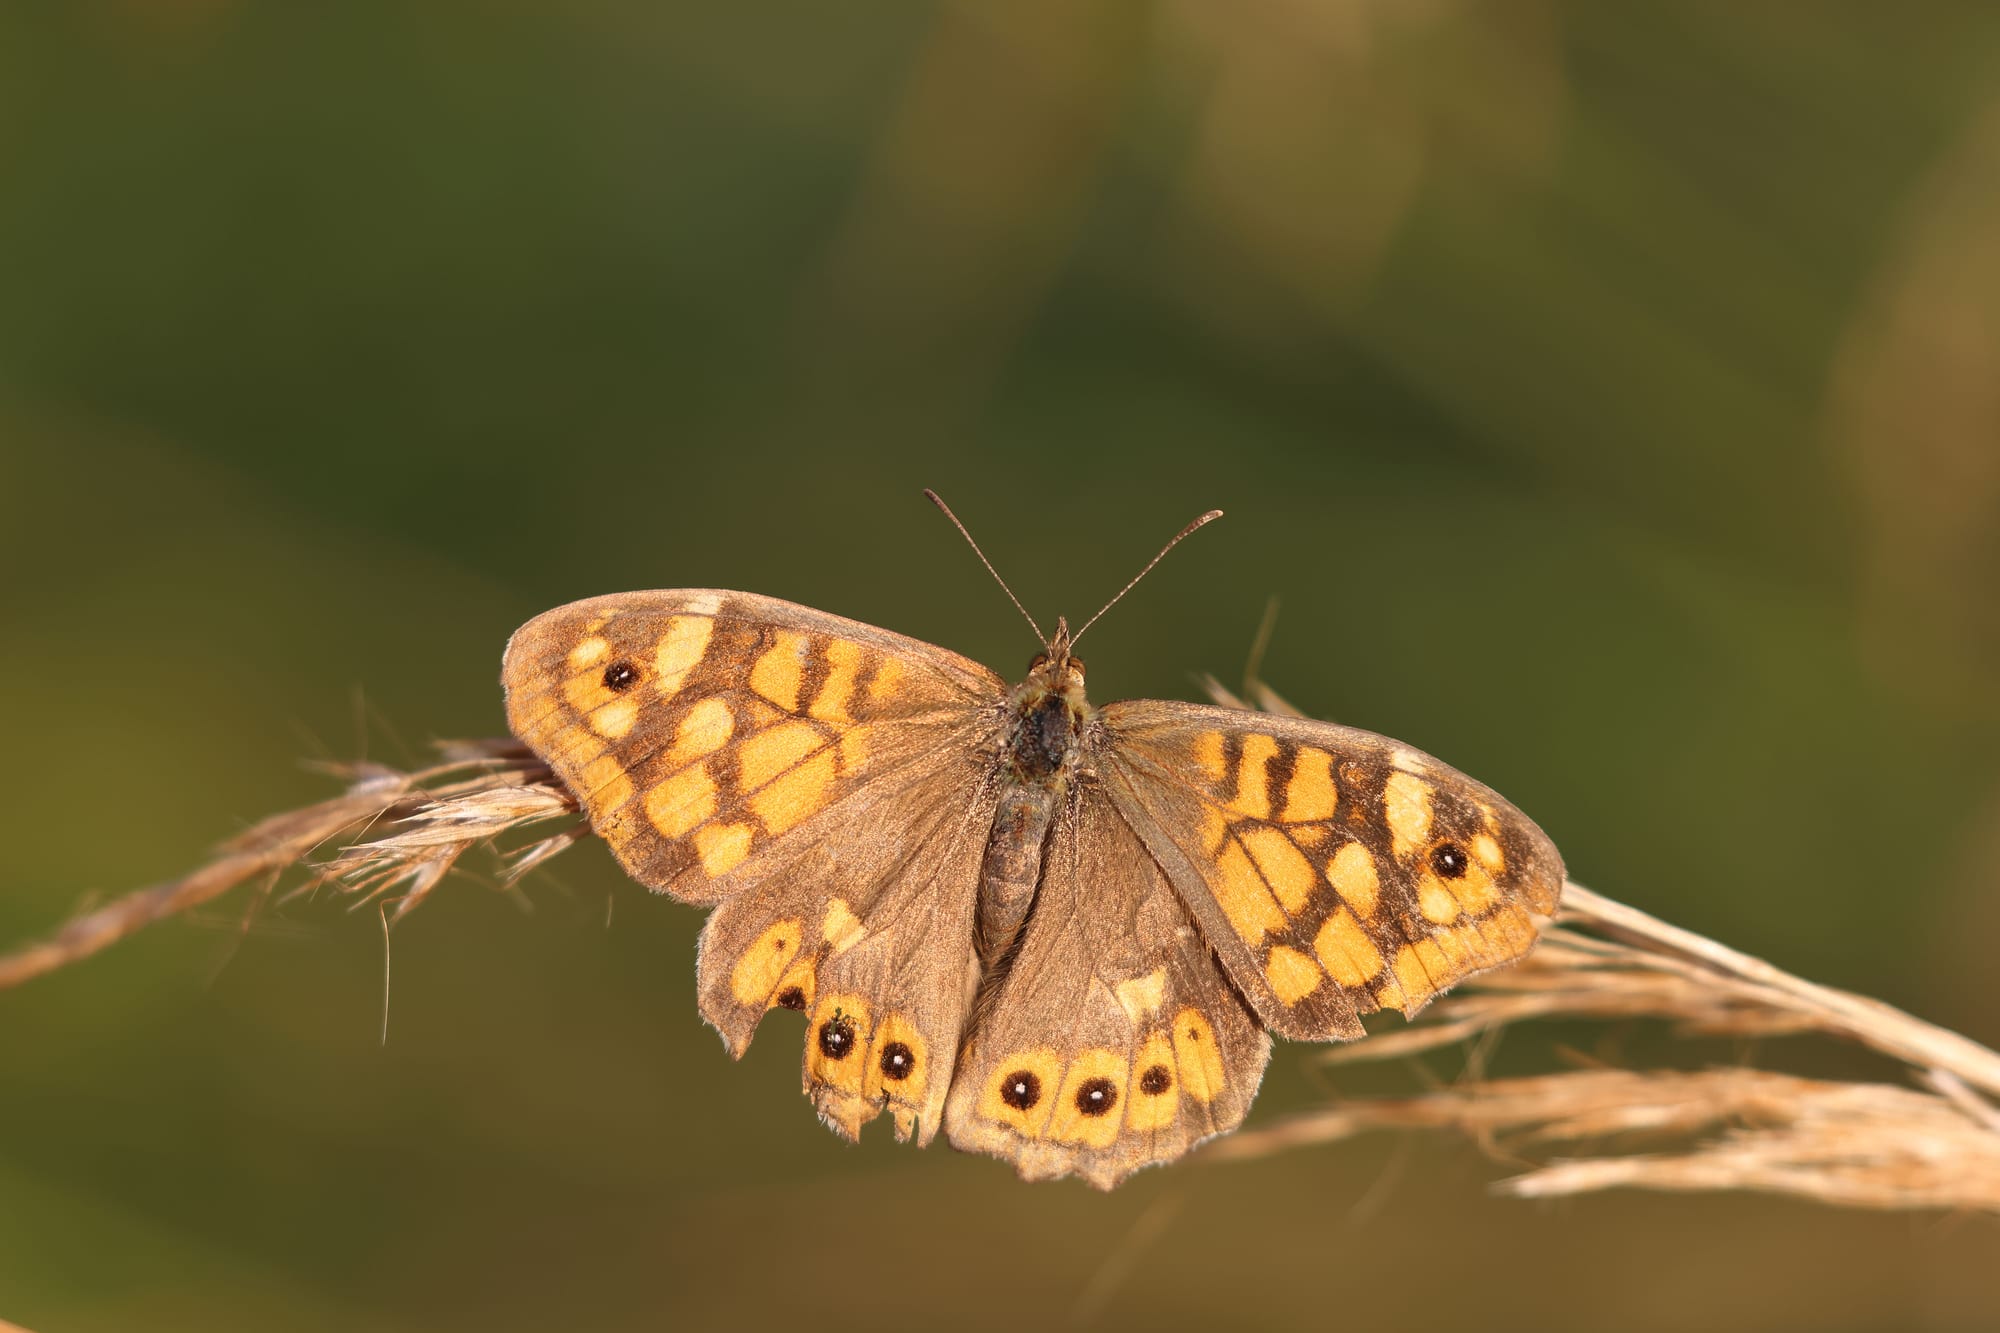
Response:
[[1098, 701, 1564, 1041], [502, 589, 1005, 903], [944, 783, 1270, 1189], [693, 760, 999, 1145], [503, 589, 1008, 1144]]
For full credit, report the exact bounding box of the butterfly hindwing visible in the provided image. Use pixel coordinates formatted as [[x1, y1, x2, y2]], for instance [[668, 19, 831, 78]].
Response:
[[501, 589, 1006, 904], [944, 784, 1270, 1188], [694, 763, 998, 1143], [1099, 701, 1564, 1040]]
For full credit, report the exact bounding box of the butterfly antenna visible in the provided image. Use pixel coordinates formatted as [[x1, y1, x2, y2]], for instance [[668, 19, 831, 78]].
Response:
[[1072, 508, 1224, 644], [924, 489, 1046, 643]]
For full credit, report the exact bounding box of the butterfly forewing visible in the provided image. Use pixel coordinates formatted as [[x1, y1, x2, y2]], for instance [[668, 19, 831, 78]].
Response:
[[502, 589, 1006, 903], [1098, 702, 1564, 1040], [943, 785, 1269, 1187]]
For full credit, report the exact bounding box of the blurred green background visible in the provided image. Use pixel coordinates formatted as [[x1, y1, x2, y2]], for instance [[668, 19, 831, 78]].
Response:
[[5, 3, 2000, 1330]]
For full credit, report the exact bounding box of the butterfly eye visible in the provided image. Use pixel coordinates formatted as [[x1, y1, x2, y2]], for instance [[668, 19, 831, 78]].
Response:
[[1067, 657, 1086, 680], [1430, 841, 1470, 879], [602, 661, 640, 691], [1027, 653, 1049, 672]]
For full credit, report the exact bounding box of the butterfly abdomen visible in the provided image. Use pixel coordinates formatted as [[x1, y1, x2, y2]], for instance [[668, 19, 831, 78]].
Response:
[[976, 783, 1057, 969]]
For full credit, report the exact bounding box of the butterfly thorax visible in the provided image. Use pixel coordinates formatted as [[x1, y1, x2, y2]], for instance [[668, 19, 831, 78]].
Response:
[[975, 640, 1093, 968]]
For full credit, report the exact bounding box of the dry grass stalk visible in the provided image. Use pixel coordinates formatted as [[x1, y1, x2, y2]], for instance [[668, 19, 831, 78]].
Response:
[[0, 741, 579, 990], [6, 706, 1998, 1215], [1205, 884, 2000, 1213]]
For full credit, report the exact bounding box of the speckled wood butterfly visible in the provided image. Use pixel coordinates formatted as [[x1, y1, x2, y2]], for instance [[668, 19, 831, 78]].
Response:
[[501, 496, 1563, 1187]]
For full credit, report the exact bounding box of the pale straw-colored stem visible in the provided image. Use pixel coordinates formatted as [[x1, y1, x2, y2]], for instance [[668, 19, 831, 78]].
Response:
[[1207, 880, 2000, 1212]]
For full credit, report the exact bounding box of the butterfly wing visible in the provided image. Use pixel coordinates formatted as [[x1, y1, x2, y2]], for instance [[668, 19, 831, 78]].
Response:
[[503, 589, 1005, 900], [943, 783, 1271, 1189], [503, 589, 1009, 1142], [1098, 701, 1564, 1040]]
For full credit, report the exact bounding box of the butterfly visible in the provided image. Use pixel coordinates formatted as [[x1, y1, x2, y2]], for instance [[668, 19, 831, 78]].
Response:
[[500, 495, 1564, 1188]]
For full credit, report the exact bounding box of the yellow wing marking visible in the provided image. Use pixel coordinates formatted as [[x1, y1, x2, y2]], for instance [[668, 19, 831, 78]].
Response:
[[1212, 841, 1288, 944], [1383, 771, 1435, 860], [809, 637, 863, 725], [1226, 733, 1279, 819], [1238, 825, 1316, 914], [1114, 969, 1167, 1023], [662, 697, 734, 770], [646, 764, 717, 838], [693, 821, 754, 876], [1327, 840, 1380, 917], [1418, 877, 1462, 924], [1193, 731, 1227, 781], [1381, 904, 1540, 1013], [1313, 908, 1384, 986], [592, 697, 640, 739], [652, 615, 713, 695], [866, 654, 906, 702], [749, 745, 838, 837], [1125, 1033, 1180, 1133], [729, 919, 804, 1006], [1264, 945, 1325, 1006], [748, 629, 808, 711], [1281, 747, 1338, 822], [1170, 1007, 1226, 1104], [836, 725, 872, 776], [738, 720, 821, 790], [578, 754, 636, 845], [820, 897, 867, 953]]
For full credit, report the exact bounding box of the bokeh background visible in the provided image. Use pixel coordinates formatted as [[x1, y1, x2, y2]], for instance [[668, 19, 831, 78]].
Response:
[[5, 3, 2000, 1330]]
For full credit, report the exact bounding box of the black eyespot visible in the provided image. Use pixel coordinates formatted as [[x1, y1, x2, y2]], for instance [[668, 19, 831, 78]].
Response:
[[1139, 1064, 1172, 1096], [818, 1013, 855, 1060], [1000, 1070, 1042, 1110], [775, 987, 806, 1011], [880, 1041, 915, 1081], [602, 661, 639, 691], [1430, 841, 1469, 879], [1075, 1077, 1118, 1117]]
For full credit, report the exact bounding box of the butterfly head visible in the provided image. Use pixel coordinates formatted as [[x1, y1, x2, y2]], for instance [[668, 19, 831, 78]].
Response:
[[1027, 617, 1088, 698], [1009, 618, 1091, 782]]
